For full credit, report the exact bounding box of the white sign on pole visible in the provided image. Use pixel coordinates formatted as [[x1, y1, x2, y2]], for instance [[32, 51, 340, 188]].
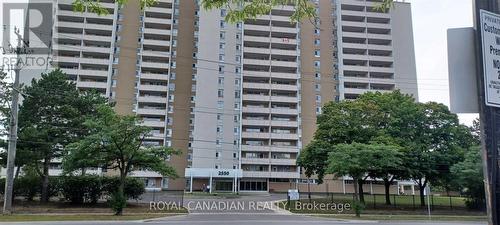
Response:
[[288, 189, 299, 200], [480, 10, 500, 107]]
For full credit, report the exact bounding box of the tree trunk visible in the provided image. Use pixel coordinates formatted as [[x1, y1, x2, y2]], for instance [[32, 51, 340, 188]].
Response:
[[353, 178, 359, 201], [40, 157, 50, 203], [307, 178, 311, 203], [114, 174, 127, 216], [14, 165, 21, 180], [358, 179, 365, 204], [419, 184, 426, 207], [384, 179, 391, 205]]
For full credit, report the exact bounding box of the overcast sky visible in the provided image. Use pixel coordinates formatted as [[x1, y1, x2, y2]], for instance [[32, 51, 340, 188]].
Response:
[[408, 0, 476, 125]]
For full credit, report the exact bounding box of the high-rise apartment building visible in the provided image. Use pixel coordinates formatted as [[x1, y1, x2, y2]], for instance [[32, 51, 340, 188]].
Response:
[[33, 0, 417, 193]]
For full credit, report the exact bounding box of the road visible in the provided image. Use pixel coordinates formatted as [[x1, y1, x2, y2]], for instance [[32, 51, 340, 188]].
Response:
[[0, 213, 487, 225]]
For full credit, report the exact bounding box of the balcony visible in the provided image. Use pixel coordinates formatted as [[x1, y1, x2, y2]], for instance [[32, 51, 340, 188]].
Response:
[[144, 17, 172, 25], [141, 61, 169, 69], [83, 34, 113, 42], [141, 73, 169, 81], [270, 83, 298, 91], [270, 146, 299, 153], [342, 65, 370, 73], [85, 23, 113, 31], [56, 21, 84, 29], [244, 59, 271, 66], [76, 81, 108, 89], [142, 120, 166, 127], [242, 171, 299, 178], [270, 49, 297, 56], [139, 84, 168, 92], [270, 72, 298, 79], [270, 96, 297, 103], [241, 158, 270, 164], [146, 7, 173, 14], [271, 108, 298, 115], [270, 60, 297, 68], [271, 26, 297, 34], [243, 82, 270, 90], [142, 50, 170, 58], [242, 119, 270, 126], [79, 57, 110, 65], [270, 158, 296, 165], [241, 132, 270, 139], [79, 69, 109, 77], [270, 133, 299, 140], [143, 39, 170, 47], [241, 145, 270, 152], [144, 27, 171, 35], [244, 47, 270, 55], [136, 108, 167, 115], [137, 96, 168, 104], [242, 94, 270, 102], [242, 107, 270, 114], [270, 120, 298, 127]]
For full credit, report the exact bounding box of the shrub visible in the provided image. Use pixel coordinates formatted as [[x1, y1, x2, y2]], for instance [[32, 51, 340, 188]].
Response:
[[60, 175, 103, 204], [103, 177, 145, 200], [14, 176, 41, 201]]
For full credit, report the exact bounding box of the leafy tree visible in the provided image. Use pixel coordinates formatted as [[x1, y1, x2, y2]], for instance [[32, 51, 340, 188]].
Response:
[[365, 143, 403, 205], [451, 146, 485, 210], [71, 0, 394, 23], [17, 69, 106, 202], [327, 143, 398, 216], [63, 105, 178, 215], [298, 97, 384, 183], [400, 102, 474, 206]]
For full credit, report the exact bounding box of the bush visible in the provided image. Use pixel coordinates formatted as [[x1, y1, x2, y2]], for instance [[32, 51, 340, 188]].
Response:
[[103, 177, 145, 200], [109, 191, 127, 215], [14, 176, 41, 201], [60, 175, 103, 204]]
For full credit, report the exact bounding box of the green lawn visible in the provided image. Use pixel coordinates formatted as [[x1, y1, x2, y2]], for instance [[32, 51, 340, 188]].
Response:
[[279, 194, 473, 214], [0, 214, 180, 222]]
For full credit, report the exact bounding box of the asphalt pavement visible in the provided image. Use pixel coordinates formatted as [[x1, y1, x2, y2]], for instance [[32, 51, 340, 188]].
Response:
[[0, 213, 487, 225]]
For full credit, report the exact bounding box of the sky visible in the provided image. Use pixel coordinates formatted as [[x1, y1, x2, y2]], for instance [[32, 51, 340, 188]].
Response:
[[407, 0, 477, 125], [0, 0, 479, 125]]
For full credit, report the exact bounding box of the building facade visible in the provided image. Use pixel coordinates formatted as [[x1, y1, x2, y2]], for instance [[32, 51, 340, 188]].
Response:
[[35, 0, 417, 193]]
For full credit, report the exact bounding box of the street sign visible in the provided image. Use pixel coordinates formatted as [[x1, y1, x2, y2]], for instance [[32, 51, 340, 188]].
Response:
[[288, 189, 299, 201], [480, 9, 500, 107]]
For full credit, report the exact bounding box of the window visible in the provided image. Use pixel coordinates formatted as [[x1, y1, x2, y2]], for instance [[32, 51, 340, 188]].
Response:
[[219, 43, 225, 50], [217, 101, 224, 109], [314, 50, 320, 57], [314, 29, 320, 35], [217, 126, 222, 133], [315, 84, 321, 91], [218, 77, 224, 85], [218, 89, 224, 98], [233, 153, 238, 158], [220, 20, 226, 28], [315, 72, 321, 79], [219, 54, 225, 62], [314, 39, 320, 46], [220, 31, 226, 40], [220, 9, 227, 17], [216, 152, 220, 158], [314, 60, 320, 68], [316, 95, 321, 102], [219, 65, 225, 74]]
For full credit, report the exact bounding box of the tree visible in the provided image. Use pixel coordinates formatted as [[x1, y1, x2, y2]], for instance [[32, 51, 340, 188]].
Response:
[[63, 105, 178, 215], [17, 69, 106, 202], [326, 143, 399, 216], [400, 102, 474, 206], [71, 0, 394, 23], [451, 146, 485, 210], [298, 97, 384, 183], [365, 143, 403, 205]]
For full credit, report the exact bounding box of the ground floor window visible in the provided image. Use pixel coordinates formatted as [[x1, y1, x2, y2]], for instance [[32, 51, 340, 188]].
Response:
[[240, 180, 267, 191], [215, 180, 233, 191]]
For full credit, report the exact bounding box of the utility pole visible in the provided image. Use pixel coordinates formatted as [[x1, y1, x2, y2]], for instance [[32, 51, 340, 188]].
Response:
[[3, 27, 23, 214]]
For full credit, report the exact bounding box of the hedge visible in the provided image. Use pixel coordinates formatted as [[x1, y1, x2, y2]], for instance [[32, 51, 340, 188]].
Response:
[[0, 175, 145, 203]]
